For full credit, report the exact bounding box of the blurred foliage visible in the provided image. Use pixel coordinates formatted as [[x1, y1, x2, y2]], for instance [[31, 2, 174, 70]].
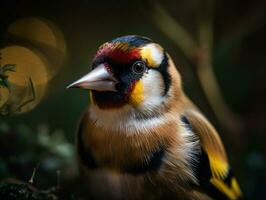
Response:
[[0, 53, 37, 116], [0, 121, 78, 199], [0, 182, 57, 200]]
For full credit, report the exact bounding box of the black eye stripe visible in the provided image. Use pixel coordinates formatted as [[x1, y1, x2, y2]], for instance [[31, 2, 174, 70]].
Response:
[[154, 52, 171, 96]]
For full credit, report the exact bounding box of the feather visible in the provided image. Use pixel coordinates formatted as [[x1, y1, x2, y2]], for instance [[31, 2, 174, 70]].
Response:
[[182, 110, 243, 200]]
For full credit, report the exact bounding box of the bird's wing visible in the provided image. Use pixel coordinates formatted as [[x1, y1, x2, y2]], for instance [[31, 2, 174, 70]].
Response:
[[182, 110, 243, 200]]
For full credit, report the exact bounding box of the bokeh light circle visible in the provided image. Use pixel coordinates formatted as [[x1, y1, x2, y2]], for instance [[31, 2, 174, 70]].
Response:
[[7, 17, 67, 78], [0, 45, 49, 114]]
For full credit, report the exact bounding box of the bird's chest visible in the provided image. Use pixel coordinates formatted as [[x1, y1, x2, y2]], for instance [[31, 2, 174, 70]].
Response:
[[79, 125, 168, 174], [82, 168, 163, 200], [78, 127, 171, 199]]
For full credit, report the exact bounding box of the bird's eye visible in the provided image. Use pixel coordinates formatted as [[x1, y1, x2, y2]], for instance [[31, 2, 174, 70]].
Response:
[[132, 61, 147, 74]]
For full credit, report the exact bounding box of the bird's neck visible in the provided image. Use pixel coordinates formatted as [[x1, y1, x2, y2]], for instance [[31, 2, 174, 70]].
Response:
[[89, 98, 173, 134]]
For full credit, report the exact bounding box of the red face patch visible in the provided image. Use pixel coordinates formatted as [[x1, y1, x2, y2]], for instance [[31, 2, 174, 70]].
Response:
[[93, 42, 140, 64]]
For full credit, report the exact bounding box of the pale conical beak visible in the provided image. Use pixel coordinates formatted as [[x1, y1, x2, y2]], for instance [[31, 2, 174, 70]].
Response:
[[66, 64, 118, 91]]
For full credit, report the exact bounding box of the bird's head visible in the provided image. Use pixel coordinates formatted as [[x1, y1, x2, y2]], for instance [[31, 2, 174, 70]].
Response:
[[67, 35, 181, 111]]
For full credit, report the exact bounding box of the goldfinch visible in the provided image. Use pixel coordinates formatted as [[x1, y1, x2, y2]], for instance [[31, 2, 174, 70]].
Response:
[[67, 35, 243, 200]]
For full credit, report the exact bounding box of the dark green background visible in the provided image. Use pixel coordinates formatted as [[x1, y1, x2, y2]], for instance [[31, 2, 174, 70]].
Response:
[[1, 0, 266, 199]]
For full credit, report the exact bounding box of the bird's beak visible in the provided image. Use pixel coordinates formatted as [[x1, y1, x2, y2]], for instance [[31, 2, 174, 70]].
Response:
[[66, 64, 118, 91]]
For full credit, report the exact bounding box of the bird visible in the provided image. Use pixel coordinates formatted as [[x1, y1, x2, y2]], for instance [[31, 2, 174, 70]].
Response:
[[67, 35, 243, 200]]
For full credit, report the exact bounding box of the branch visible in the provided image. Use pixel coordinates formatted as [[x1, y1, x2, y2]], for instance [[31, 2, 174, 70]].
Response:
[[196, 0, 246, 138], [142, 0, 197, 58]]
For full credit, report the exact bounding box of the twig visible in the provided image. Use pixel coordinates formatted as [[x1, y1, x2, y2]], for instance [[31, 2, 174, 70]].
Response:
[[13, 77, 36, 113], [196, 0, 231, 129], [152, 3, 197, 58], [29, 168, 37, 184]]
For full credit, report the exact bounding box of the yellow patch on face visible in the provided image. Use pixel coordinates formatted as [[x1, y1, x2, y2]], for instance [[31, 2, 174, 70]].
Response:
[[140, 43, 164, 68], [130, 80, 143, 106]]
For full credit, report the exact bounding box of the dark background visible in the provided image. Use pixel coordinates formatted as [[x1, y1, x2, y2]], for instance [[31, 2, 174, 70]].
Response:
[[0, 0, 266, 199]]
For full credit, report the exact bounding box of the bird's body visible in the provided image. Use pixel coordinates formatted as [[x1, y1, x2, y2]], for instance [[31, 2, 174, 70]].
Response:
[[68, 35, 243, 200]]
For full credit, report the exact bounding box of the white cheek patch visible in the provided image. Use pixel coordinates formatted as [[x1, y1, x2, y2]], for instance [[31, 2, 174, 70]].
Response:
[[141, 43, 164, 67], [137, 69, 165, 112]]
